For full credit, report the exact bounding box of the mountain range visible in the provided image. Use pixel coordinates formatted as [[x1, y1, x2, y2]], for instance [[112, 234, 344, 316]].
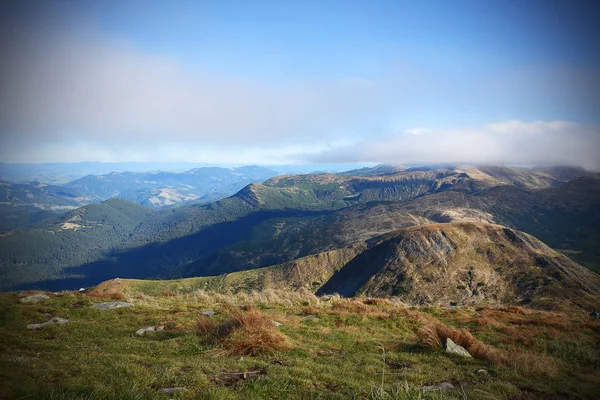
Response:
[[1, 164, 599, 311]]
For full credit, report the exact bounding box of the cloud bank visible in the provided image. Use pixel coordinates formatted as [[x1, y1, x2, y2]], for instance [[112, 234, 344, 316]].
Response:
[[306, 120, 600, 170], [0, 2, 599, 167]]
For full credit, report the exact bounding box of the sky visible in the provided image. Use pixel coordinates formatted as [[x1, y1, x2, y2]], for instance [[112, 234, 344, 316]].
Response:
[[0, 0, 599, 168]]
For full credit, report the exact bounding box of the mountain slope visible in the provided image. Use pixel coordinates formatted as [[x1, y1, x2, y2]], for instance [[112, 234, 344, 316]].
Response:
[[318, 223, 600, 310], [0, 198, 155, 289], [97, 223, 600, 312]]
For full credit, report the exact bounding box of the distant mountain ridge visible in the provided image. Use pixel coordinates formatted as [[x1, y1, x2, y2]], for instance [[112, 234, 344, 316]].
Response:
[[1, 165, 598, 291]]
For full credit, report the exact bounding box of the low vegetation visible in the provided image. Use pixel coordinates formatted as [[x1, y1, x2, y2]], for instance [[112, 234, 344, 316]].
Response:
[[1, 288, 599, 399]]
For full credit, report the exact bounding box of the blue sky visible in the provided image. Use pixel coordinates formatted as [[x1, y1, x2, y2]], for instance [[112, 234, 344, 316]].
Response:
[[0, 0, 599, 168]]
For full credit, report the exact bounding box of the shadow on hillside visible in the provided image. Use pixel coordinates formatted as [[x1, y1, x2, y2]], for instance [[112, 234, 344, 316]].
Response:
[[11, 209, 333, 292]]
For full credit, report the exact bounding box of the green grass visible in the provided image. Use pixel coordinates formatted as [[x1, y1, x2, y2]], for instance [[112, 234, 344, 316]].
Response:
[[1, 290, 599, 399]]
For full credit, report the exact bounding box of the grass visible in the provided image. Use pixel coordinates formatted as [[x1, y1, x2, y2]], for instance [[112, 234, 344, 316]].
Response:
[[0, 289, 599, 399]]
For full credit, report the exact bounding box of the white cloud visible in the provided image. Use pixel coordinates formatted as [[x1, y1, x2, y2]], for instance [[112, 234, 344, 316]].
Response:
[[306, 120, 600, 170]]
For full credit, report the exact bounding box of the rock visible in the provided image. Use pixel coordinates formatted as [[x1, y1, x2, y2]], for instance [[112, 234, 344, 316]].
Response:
[[136, 326, 156, 336], [27, 317, 69, 330], [202, 310, 216, 316], [79, 288, 86, 292], [20, 294, 50, 304], [156, 325, 165, 331], [445, 338, 472, 358], [422, 382, 456, 391], [42, 313, 53, 318], [477, 369, 489, 375], [158, 387, 187, 395], [303, 315, 317, 320], [93, 301, 133, 310], [272, 320, 283, 327]]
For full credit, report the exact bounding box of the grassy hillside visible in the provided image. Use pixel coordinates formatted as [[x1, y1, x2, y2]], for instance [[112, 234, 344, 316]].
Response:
[[1, 289, 599, 399], [96, 223, 600, 315]]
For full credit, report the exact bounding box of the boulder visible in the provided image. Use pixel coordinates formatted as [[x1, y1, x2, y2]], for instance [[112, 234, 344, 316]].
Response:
[[27, 317, 69, 330], [445, 338, 472, 358], [422, 382, 456, 391], [136, 327, 156, 336], [93, 301, 133, 310], [20, 294, 50, 304]]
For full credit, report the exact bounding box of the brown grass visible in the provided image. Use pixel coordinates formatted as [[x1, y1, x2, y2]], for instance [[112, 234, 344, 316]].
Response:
[[503, 349, 559, 376], [301, 306, 319, 316], [86, 291, 125, 300], [417, 322, 501, 363], [196, 310, 291, 356], [362, 298, 390, 306], [417, 320, 559, 375]]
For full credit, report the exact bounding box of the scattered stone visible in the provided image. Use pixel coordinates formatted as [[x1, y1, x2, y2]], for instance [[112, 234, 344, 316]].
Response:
[[158, 387, 187, 395], [20, 294, 50, 304], [27, 317, 69, 330], [136, 326, 156, 336], [156, 325, 165, 332], [303, 315, 317, 320], [477, 369, 489, 375], [79, 288, 86, 292], [441, 305, 457, 310], [93, 301, 133, 310], [202, 310, 216, 316], [422, 382, 456, 391], [42, 313, 53, 318], [445, 338, 472, 358], [272, 320, 283, 327]]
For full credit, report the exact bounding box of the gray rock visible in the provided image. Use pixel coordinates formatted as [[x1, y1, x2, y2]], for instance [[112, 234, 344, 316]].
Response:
[[136, 326, 156, 336], [272, 320, 283, 327], [27, 317, 69, 330], [20, 294, 50, 304], [202, 310, 216, 316], [158, 387, 187, 395], [156, 325, 165, 331], [422, 382, 456, 391], [93, 301, 133, 310], [477, 369, 489, 375], [445, 338, 472, 358], [303, 315, 317, 320]]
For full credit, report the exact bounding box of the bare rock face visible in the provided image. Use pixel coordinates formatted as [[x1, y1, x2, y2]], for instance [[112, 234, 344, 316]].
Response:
[[27, 317, 69, 330], [20, 294, 50, 304], [92, 301, 133, 310], [445, 338, 472, 358]]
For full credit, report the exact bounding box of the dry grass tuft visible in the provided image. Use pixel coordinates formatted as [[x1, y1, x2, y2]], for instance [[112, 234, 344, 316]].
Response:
[[196, 309, 291, 356], [417, 320, 559, 375], [301, 306, 319, 316], [503, 349, 559, 376], [362, 298, 389, 306], [86, 290, 125, 300], [503, 306, 527, 315], [474, 316, 501, 328], [417, 322, 500, 363]]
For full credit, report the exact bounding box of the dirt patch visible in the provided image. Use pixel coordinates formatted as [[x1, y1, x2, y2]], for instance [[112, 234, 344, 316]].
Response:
[[212, 366, 267, 388]]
